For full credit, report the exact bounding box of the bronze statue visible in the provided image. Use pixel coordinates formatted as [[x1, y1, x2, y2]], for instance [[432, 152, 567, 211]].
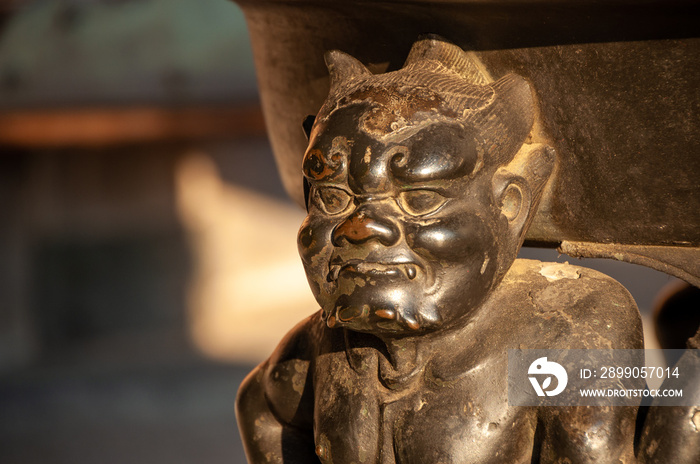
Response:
[[236, 36, 698, 463]]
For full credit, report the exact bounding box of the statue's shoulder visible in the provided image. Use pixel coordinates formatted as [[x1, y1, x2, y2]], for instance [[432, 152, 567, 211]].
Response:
[[496, 259, 643, 349], [261, 310, 325, 426], [266, 310, 325, 368]]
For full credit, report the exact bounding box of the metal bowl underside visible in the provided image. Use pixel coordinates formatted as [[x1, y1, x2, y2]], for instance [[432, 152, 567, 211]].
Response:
[[234, 0, 700, 281]]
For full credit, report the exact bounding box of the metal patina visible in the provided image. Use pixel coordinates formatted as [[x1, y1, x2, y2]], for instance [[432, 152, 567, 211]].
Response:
[[235, 37, 699, 463]]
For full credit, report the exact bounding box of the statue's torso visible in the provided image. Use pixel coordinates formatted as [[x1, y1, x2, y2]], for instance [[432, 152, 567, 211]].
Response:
[[290, 260, 642, 464], [313, 333, 537, 464]]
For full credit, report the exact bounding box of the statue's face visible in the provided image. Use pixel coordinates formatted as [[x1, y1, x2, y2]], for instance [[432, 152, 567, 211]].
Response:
[[298, 102, 510, 335]]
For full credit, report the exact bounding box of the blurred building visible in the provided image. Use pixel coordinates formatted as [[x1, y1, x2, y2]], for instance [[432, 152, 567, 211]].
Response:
[[0, 1, 315, 463], [0, 1, 680, 464]]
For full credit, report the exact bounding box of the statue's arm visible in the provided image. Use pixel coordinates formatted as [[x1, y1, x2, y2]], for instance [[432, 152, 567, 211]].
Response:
[[537, 405, 638, 463], [536, 272, 644, 463], [236, 316, 320, 463]]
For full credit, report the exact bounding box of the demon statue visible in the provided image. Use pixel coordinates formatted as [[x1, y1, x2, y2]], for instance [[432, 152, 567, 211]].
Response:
[[236, 36, 698, 463]]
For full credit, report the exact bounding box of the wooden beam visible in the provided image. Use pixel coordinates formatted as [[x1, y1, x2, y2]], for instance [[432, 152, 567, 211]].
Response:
[[0, 105, 267, 148]]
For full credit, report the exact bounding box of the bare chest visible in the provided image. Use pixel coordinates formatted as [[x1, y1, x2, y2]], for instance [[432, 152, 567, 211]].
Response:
[[312, 350, 536, 464]]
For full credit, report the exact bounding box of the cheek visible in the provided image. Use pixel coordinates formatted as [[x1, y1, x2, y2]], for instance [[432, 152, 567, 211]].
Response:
[[297, 216, 315, 257], [297, 215, 335, 271], [406, 213, 496, 263]]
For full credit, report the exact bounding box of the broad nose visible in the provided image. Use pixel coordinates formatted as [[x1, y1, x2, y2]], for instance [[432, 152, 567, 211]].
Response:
[[332, 204, 399, 246]]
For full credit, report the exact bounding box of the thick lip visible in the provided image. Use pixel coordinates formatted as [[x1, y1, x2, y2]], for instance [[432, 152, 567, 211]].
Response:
[[324, 251, 440, 294], [328, 258, 420, 282]]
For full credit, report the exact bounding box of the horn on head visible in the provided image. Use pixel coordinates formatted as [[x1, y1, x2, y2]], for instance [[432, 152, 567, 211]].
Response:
[[403, 34, 492, 85], [468, 73, 534, 166], [324, 50, 372, 92]]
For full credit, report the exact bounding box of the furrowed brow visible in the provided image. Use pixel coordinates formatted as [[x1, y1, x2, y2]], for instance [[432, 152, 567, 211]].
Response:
[[302, 137, 350, 182]]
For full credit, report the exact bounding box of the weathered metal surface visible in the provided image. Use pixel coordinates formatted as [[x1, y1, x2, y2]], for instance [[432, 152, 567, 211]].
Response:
[[235, 37, 698, 463], [235, 0, 700, 253], [560, 241, 700, 288], [638, 328, 700, 464], [232, 3, 700, 461]]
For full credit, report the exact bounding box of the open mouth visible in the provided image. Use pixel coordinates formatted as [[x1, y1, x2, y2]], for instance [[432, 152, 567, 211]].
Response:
[[328, 259, 419, 282]]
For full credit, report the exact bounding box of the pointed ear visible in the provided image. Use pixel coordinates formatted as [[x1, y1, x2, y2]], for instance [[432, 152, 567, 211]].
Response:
[[492, 143, 556, 242], [494, 171, 531, 238], [325, 50, 371, 91]]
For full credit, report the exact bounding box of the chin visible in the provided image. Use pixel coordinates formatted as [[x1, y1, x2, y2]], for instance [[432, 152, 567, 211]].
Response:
[[319, 289, 444, 335], [309, 258, 501, 335]]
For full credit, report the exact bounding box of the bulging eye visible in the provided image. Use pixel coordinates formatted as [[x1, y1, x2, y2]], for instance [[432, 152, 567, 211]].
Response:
[[314, 186, 352, 215], [398, 189, 447, 216]]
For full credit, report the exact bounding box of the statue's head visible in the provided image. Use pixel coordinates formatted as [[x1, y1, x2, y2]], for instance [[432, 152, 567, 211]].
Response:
[[298, 36, 555, 336]]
